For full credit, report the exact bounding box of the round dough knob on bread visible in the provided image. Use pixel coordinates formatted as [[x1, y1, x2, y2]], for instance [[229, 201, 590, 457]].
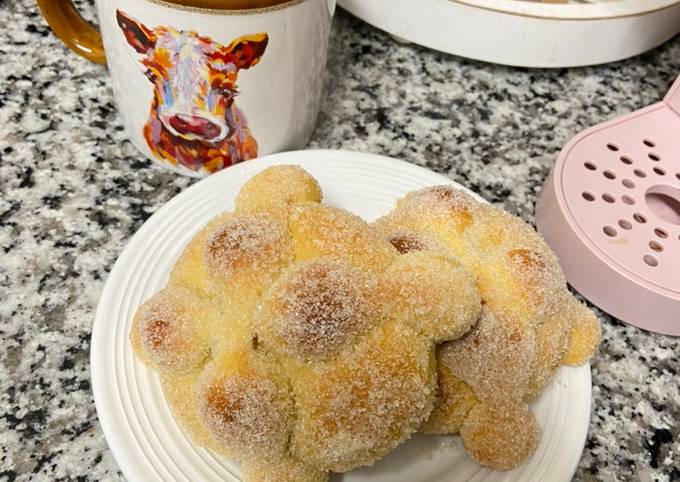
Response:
[[255, 258, 379, 361], [130, 285, 212, 371]]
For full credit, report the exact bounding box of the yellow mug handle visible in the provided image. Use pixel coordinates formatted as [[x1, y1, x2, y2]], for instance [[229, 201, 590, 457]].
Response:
[[37, 0, 106, 64]]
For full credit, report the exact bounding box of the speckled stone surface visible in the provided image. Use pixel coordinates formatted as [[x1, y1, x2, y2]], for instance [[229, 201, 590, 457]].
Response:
[[1, 0, 679, 480]]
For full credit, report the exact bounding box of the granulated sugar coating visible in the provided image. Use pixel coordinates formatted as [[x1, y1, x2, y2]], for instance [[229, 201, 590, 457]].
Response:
[[235, 164, 322, 216], [289, 323, 437, 472], [440, 308, 537, 403], [374, 185, 601, 470], [129, 167, 482, 482], [242, 455, 328, 482], [526, 298, 574, 399], [288, 203, 397, 272], [562, 302, 603, 367], [460, 400, 540, 471], [130, 286, 212, 371], [383, 252, 481, 343], [386, 229, 450, 256], [198, 365, 292, 458], [205, 216, 289, 280], [420, 361, 478, 434], [256, 258, 379, 361]]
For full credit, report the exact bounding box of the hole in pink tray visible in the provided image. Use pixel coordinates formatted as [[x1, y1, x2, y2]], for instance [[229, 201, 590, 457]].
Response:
[[633, 212, 647, 224], [644, 254, 659, 267], [620, 155, 633, 165], [603, 226, 617, 237], [584, 161, 597, 171], [649, 241, 664, 252], [622, 178, 636, 189], [653, 167, 666, 176], [607, 143, 619, 152], [648, 152, 661, 162], [618, 219, 632, 230], [603, 170, 616, 180], [622, 195, 635, 205], [676, 173, 680, 181], [643, 138, 656, 148], [654, 227, 668, 239], [602, 193, 616, 203], [582, 191, 596, 202], [645, 185, 680, 225], [634, 168, 647, 178]]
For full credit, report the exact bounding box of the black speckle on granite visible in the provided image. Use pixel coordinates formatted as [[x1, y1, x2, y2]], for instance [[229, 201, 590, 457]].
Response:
[[648, 428, 673, 469], [1, 0, 680, 480]]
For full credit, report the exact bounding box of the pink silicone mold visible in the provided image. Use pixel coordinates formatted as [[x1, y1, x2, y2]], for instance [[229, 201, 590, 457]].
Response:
[[537, 75, 680, 336]]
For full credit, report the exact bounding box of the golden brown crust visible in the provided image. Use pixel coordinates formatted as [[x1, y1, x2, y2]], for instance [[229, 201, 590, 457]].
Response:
[[440, 308, 537, 403], [130, 168, 482, 481], [289, 203, 397, 272], [289, 323, 437, 472], [563, 301, 602, 366], [235, 164, 322, 217], [205, 215, 288, 278], [160, 368, 229, 457], [255, 258, 379, 361], [382, 252, 481, 343], [374, 185, 601, 470], [198, 362, 292, 458], [420, 361, 478, 434], [130, 285, 212, 371], [525, 300, 573, 400], [241, 456, 328, 482], [389, 231, 427, 254], [460, 401, 540, 471]]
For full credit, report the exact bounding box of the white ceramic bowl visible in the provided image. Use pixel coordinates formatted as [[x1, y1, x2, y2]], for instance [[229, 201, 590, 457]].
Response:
[[338, 0, 680, 67]]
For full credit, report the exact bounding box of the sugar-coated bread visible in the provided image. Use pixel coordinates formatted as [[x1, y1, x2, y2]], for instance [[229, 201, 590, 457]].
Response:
[[460, 400, 539, 471], [130, 167, 482, 481], [374, 185, 601, 470]]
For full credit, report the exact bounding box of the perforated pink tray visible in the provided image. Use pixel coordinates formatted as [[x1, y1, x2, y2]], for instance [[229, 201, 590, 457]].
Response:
[[537, 76, 680, 336]]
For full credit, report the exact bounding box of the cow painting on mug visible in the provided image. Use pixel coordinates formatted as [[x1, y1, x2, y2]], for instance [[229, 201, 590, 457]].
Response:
[[117, 10, 269, 173]]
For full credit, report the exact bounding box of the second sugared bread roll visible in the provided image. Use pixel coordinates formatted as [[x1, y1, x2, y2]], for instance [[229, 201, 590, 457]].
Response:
[[374, 185, 601, 470]]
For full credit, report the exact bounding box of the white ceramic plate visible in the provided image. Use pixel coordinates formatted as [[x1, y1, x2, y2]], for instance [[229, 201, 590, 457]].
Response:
[[91, 150, 592, 482], [338, 0, 680, 67]]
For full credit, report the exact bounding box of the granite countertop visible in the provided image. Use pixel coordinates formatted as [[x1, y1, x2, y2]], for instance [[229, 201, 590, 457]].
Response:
[[1, 0, 679, 480]]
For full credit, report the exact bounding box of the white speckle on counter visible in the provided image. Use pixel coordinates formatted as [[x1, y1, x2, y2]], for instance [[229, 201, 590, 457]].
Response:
[[1, 1, 679, 481]]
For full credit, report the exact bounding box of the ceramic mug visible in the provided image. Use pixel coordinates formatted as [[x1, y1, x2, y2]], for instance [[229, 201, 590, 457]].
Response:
[[38, 0, 335, 176]]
